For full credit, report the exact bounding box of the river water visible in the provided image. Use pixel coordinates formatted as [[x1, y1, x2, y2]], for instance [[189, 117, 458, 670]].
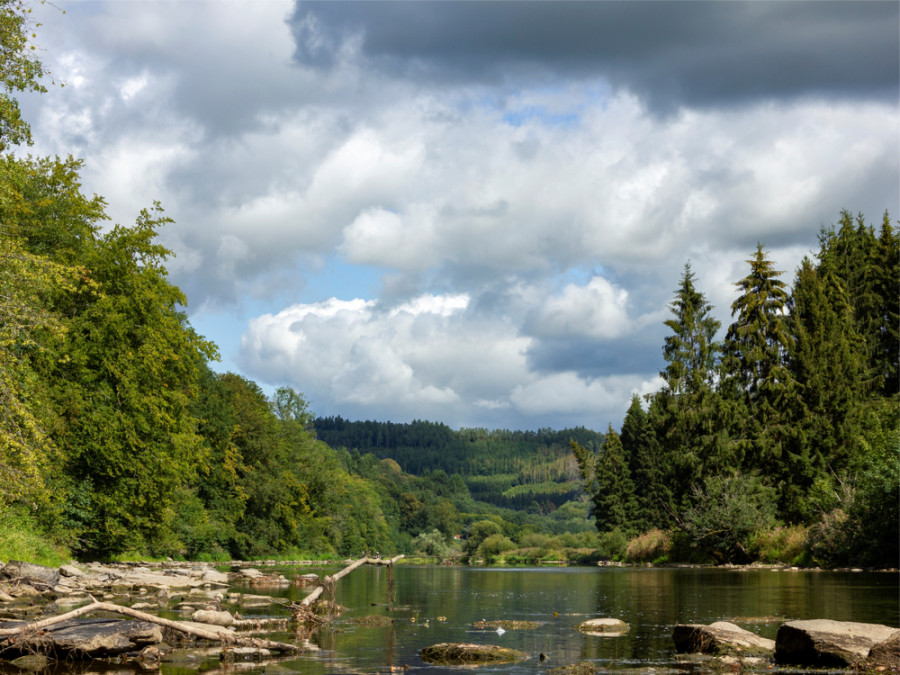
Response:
[[222, 565, 898, 675]]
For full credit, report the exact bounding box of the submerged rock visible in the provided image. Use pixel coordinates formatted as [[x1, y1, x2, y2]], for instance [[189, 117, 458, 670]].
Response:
[[549, 662, 596, 675], [775, 619, 899, 668], [576, 618, 629, 635], [472, 619, 540, 630], [420, 642, 528, 664], [673, 621, 775, 656]]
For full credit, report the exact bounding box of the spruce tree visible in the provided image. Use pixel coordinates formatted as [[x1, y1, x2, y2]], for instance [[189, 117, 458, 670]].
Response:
[[786, 258, 866, 518], [721, 244, 799, 488], [591, 426, 637, 534], [662, 262, 721, 394], [874, 212, 899, 396], [621, 394, 666, 531], [654, 264, 730, 509]]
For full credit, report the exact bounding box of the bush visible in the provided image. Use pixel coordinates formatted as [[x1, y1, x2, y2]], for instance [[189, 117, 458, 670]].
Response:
[[625, 529, 672, 563], [751, 525, 808, 565], [413, 529, 452, 557], [477, 533, 516, 561], [681, 474, 778, 564], [596, 529, 629, 560]]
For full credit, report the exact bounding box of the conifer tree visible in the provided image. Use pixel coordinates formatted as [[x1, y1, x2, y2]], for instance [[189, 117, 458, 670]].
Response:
[[874, 212, 899, 396], [620, 394, 666, 531], [591, 426, 637, 533], [721, 244, 798, 485], [662, 262, 721, 395], [786, 258, 866, 518]]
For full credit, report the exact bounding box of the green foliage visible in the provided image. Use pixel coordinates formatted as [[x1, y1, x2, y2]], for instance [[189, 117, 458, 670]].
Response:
[[680, 474, 778, 564], [463, 519, 502, 555], [0, 504, 70, 567], [0, 0, 49, 149], [477, 533, 516, 561], [624, 529, 673, 564], [412, 529, 454, 557]]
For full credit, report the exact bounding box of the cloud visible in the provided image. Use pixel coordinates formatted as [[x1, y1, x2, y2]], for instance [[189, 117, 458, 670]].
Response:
[[289, 2, 899, 112], [18, 1, 900, 430]]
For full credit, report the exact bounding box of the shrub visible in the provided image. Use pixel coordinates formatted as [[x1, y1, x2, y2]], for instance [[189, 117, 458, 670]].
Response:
[[477, 533, 516, 561], [681, 474, 778, 564], [596, 529, 629, 560], [625, 529, 672, 563], [751, 525, 808, 565]]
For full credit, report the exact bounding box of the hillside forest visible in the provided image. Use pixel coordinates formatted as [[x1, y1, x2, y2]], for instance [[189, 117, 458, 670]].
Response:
[[0, 1, 897, 569]]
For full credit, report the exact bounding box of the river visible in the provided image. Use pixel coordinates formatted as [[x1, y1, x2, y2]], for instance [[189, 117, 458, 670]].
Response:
[[220, 564, 899, 674]]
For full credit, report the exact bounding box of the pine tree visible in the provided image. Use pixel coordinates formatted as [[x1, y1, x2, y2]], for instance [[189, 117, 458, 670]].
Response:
[[721, 244, 799, 485], [592, 426, 637, 533], [662, 262, 721, 395], [620, 394, 666, 531], [786, 258, 866, 518], [873, 212, 899, 396]]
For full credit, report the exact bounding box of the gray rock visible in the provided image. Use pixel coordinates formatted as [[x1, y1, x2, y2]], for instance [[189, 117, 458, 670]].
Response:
[[673, 621, 775, 656], [2, 617, 162, 658], [867, 630, 900, 668], [576, 618, 630, 635], [58, 564, 84, 578], [775, 619, 900, 668], [0, 560, 60, 587], [191, 609, 234, 626]]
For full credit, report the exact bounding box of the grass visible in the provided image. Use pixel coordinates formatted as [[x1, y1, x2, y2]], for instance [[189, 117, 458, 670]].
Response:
[[0, 507, 71, 567]]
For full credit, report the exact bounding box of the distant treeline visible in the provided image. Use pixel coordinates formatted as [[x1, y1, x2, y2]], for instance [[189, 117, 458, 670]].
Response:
[[314, 418, 603, 510]]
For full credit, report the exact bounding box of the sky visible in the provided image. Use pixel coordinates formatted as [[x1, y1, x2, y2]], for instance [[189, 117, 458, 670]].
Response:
[[20, 1, 899, 432]]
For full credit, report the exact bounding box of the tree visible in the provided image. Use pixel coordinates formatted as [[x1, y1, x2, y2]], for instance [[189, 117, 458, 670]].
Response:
[[574, 427, 636, 534], [662, 262, 721, 395], [0, 0, 49, 149], [721, 244, 798, 483], [51, 206, 217, 558], [786, 258, 866, 515], [620, 394, 666, 532]]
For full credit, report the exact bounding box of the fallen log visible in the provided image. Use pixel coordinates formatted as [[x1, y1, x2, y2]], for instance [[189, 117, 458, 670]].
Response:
[[0, 599, 300, 655], [298, 555, 403, 608]]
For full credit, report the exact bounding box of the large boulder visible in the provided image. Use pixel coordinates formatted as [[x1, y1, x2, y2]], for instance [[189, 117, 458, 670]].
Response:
[[673, 621, 775, 656], [867, 630, 900, 668], [775, 619, 899, 668], [1, 618, 162, 658], [0, 560, 60, 587]]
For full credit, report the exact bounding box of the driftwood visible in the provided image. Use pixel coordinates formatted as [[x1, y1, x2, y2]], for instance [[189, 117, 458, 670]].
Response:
[[299, 555, 403, 608], [0, 599, 300, 655]]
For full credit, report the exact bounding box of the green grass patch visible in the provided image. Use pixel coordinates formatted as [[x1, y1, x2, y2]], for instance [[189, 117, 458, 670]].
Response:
[[0, 507, 70, 567]]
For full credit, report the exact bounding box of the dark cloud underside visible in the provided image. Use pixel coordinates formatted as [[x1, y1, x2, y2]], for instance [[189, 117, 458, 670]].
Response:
[[290, 1, 899, 112]]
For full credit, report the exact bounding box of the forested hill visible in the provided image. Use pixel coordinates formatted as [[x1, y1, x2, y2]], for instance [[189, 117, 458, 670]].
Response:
[[314, 418, 604, 509]]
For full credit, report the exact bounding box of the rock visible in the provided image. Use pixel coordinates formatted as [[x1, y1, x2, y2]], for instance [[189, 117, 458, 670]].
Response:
[[549, 663, 597, 675], [775, 619, 900, 668], [191, 609, 234, 626], [420, 642, 528, 664], [576, 618, 630, 635], [201, 569, 229, 584], [131, 602, 159, 610], [10, 654, 51, 671], [2, 617, 163, 658], [867, 631, 900, 668], [0, 560, 60, 587], [239, 568, 263, 579], [58, 564, 84, 578], [222, 646, 272, 660], [472, 619, 540, 630], [673, 621, 775, 656]]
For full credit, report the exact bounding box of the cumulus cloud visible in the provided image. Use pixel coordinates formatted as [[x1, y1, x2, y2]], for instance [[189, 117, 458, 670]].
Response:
[[19, 0, 899, 429]]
